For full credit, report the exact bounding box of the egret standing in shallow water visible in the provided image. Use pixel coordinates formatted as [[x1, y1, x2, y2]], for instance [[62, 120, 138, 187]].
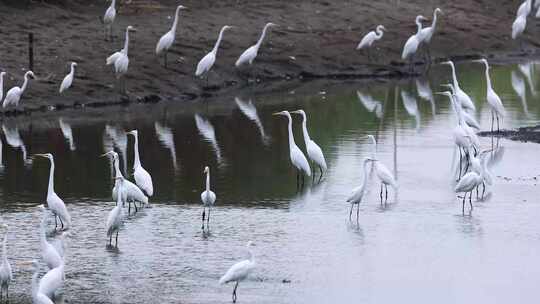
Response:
[[103, 0, 116, 41], [236, 22, 277, 68], [106, 26, 136, 93], [273, 111, 311, 189], [127, 130, 153, 197], [290, 110, 327, 181], [455, 166, 484, 214], [29, 260, 54, 304], [59, 62, 77, 94], [417, 8, 442, 62], [0, 224, 12, 301], [106, 176, 125, 247], [200, 166, 216, 230], [219, 241, 256, 303], [356, 25, 386, 61], [347, 157, 376, 221], [472, 58, 505, 132], [38, 205, 62, 270], [155, 5, 187, 67], [2, 71, 35, 109], [365, 135, 397, 203], [35, 154, 71, 231], [196, 25, 234, 82]]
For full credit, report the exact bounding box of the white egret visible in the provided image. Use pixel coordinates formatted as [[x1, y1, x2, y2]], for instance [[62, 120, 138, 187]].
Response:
[[0, 224, 12, 301], [103, 151, 148, 213], [38, 205, 62, 270], [106, 176, 125, 247], [127, 130, 154, 197], [155, 5, 187, 67], [195, 25, 233, 80], [155, 122, 178, 170], [30, 260, 54, 304], [356, 25, 386, 60], [455, 165, 484, 213], [272, 111, 311, 188], [235, 22, 277, 67], [536, 1, 540, 18], [347, 157, 375, 220], [517, 0, 533, 17], [0, 72, 6, 103], [59, 118, 76, 151], [417, 8, 442, 61], [235, 97, 270, 145], [365, 135, 397, 202], [219, 241, 256, 303], [511, 13, 527, 43], [472, 59, 505, 132], [103, 0, 116, 41], [2, 71, 35, 109], [441, 83, 480, 130], [356, 91, 383, 119], [38, 260, 64, 300], [401, 15, 427, 69], [441, 61, 476, 112], [106, 25, 136, 93], [59, 62, 76, 94], [194, 114, 225, 166], [200, 166, 216, 230], [35, 154, 71, 231], [290, 109, 327, 181]]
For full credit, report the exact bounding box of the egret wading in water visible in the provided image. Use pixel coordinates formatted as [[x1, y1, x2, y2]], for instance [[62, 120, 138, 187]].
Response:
[[441, 61, 476, 112], [455, 159, 485, 214], [195, 25, 234, 84], [472, 59, 505, 132], [346, 157, 376, 221], [155, 5, 187, 68], [441, 83, 480, 130], [127, 130, 154, 197], [29, 260, 54, 304], [235, 22, 277, 78], [2, 71, 35, 109], [59, 62, 77, 94], [402, 15, 427, 72], [0, 72, 6, 103], [417, 8, 442, 62], [35, 154, 71, 231], [290, 109, 327, 182], [38, 205, 62, 270], [38, 257, 64, 301], [365, 135, 397, 203], [106, 25, 136, 94], [0, 224, 12, 301], [106, 176, 125, 247], [200, 166, 216, 230], [103, 0, 116, 41], [356, 25, 386, 61], [219, 241, 256, 303], [273, 111, 311, 189]]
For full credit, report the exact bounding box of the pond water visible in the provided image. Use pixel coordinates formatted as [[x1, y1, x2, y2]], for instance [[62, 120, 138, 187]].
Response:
[[1, 60, 540, 304]]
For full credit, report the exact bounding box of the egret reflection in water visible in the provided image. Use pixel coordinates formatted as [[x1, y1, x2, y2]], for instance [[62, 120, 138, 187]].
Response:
[[401, 90, 420, 131], [511, 70, 530, 118], [59, 118, 76, 151], [518, 63, 536, 96], [154, 122, 178, 171], [415, 78, 436, 118], [194, 114, 226, 166], [2, 120, 31, 166], [104, 124, 128, 175], [356, 90, 383, 119], [235, 97, 270, 145]]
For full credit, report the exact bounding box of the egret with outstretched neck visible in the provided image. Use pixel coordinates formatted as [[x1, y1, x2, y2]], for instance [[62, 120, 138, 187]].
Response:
[[236, 23, 277, 67], [273, 111, 311, 188], [219, 241, 256, 303], [441, 83, 480, 130], [156, 5, 187, 67], [103, 0, 116, 41], [365, 135, 397, 202], [3, 71, 35, 109], [402, 15, 426, 70], [473, 59, 505, 132], [417, 8, 442, 61], [347, 157, 376, 221], [35, 154, 71, 231], [290, 109, 327, 181], [200, 166, 216, 230], [30, 260, 54, 304], [196, 25, 234, 81], [357, 25, 386, 61], [59, 62, 77, 94], [106, 26, 136, 93], [441, 61, 476, 111], [0, 224, 12, 301], [106, 176, 125, 247], [127, 130, 154, 197], [38, 205, 62, 270]]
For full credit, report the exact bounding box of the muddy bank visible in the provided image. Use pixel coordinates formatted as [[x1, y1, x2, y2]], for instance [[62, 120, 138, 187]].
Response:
[[1, 0, 540, 112], [479, 125, 540, 144]]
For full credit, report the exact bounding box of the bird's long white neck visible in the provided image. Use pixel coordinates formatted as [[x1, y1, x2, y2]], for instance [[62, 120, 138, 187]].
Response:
[[171, 6, 182, 34], [415, 18, 423, 33], [212, 27, 227, 54], [0, 74, 4, 93], [375, 27, 384, 39], [110, 0, 116, 9], [69, 64, 75, 77], [483, 62, 492, 91], [123, 28, 131, 56], [285, 114, 296, 151], [449, 63, 459, 89], [369, 136, 377, 156], [47, 158, 55, 196], [113, 156, 123, 179], [299, 114, 311, 145], [116, 181, 123, 206], [255, 24, 271, 49], [205, 170, 210, 192], [132, 134, 141, 168], [21, 73, 31, 94], [361, 160, 371, 181], [431, 10, 439, 29]]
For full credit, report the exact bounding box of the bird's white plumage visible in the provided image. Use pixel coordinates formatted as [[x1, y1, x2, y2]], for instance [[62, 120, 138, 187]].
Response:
[[107, 151, 149, 205], [0, 224, 12, 296], [347, 158, 374, 204], [156, 5, 186, 55], [455, 171, 482, 193], [38, 206, 62, 270], [103, 0, 116, 26], [512, 13, 527, 40], [291, 110, 327, 172], [273, 111, 311, 176], [36, 154, 71, 230], [128, 130, 154, 197], [201, 166, 216, 207], [31, 261, 54, 304], [219, 242, 256, 285], [517, 0, 532, 17], [357, 91, 383, 118], [196, 25, 232, 76], [0, 72, 6, 103], [402, 16, 425, 60], [475, 59, 506, 127], [38, 262, 64, 300], [106, 26, 135, 77], [59, 62, 76, 93], [236, 23, 276, 67], [417, 8, 442, 44], [106, 177, 125, 238], [2, 71, 34, 108], [442, 61, 476, 112]]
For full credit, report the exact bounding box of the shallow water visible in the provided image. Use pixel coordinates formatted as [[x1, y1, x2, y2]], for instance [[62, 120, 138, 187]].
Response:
[[1, 60, 540, 304]]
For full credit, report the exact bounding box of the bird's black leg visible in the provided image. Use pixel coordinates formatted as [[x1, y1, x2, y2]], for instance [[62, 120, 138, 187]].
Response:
[[385, 184, 388, 202], [469, 191, 473, 211], [356, 203, 360, 221], [318, 166, 323, 183], [232, 282, 239, 303], [128, 201, 131, 214], [55, 215, 58, 229], [458, 148, 463, 180], [109, 233, 112, 246], [349, 204, 354, 221], [207, 207, 211, 225], [134, 200, 138, 213], [482, 182, 486, 199], [379, 183, 383, 203], [462, 193, 466, 214], [116, 230, 119, 247], [60, 217, 64, 230], [496, 116, 500, 133], [202, 208, 206, 230], [476, 186, 479, 199]]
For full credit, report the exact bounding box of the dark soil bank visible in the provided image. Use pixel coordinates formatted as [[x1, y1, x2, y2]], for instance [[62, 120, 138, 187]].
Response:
[[479, 125, 540, 143], [1, 0, 540, 111]]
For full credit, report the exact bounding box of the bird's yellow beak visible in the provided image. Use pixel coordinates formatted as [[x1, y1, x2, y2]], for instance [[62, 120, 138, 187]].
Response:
[[272, 112, 282, 116], [33, 154, 48, 158]]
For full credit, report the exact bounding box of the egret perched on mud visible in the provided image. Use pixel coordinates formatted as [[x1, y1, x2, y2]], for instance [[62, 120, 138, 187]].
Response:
[[290, 109, 327, 181], [273, 111, 311, 188], [236, 22, 277, 67], [417, 8, 442, 61], [0, 224, 12, 301], [356, 25, 386, 60], [517, 0, 533, 17], [155, 5, 187, 67], [35, 154, 71, 231], [511, 13, 527, 44], [0, 72, 6, 103], [107, 176, 125, 247], [2, 71, 35, 109], [30, 260, 54, 304], [347, 157, 376, 221], [365, 135, 397, 202], [200, 166, 216, 230], [127, 130, 153, 197], [103, 0, 116, 41], [38, 205, 62, 270], [59, 62, 77, 94], [196, 25, 233, 81], [473, 58, 505, 132], [441, 61, 476, 112], [106, 26, 136, 92], [220, 241, 256, 303], [402, 15, 427, 70]]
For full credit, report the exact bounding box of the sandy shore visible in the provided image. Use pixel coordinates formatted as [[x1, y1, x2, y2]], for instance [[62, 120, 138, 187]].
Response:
[[0, 0, 540, 113]]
